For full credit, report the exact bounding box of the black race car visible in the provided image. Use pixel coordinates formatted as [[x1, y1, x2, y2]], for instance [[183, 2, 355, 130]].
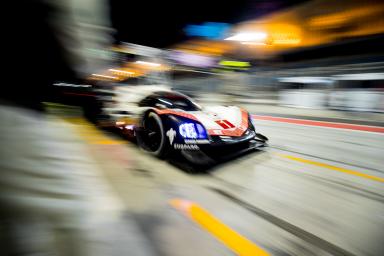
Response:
[[97, 85, 268, 164]]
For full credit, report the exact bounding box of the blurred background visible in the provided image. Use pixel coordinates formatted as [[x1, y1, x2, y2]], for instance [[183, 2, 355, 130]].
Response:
[[1, 0, 384, 255], [79, 0, 384, 114]]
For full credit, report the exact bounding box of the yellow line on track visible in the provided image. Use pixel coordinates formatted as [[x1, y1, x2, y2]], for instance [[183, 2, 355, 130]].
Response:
[[170, 199, 270, 256], [63, 117, 125, 145], [278, 153, 384, 183]]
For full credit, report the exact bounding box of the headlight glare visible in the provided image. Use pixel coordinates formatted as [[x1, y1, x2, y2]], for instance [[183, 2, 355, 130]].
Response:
[[179, 122, 207, 139]]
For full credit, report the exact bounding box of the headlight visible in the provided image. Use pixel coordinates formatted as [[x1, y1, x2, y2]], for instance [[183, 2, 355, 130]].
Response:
[[179, 123, 207, 139]]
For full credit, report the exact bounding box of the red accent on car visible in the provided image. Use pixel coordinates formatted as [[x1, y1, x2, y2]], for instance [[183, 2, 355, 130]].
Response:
[[153, 108, 199, 121], [215, 120, 236, 129], [208, 109, 249, 137]]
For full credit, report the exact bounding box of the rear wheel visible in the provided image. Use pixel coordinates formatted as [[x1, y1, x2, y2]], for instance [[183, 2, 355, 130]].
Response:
[[137, 112, 169, 158]]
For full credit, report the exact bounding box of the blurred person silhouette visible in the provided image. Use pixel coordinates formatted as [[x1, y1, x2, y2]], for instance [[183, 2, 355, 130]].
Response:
[[0, 0, 120, 255]]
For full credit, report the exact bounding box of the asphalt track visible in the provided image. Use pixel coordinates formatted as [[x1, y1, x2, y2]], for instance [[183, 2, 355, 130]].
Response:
[[66, 113, 384, 256]]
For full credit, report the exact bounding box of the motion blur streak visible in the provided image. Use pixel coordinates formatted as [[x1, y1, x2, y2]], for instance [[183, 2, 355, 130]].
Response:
[[278, 154, 384, 183], [170, 199, 270, 256], [252, 115, 384, 133], [3, 0, 384, 254], [64, 118, 125, 145]]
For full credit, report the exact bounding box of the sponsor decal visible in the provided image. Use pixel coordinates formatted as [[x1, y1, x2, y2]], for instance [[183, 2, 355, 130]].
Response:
[[215, 120, 235, 129], [208, 109, 249, 137], [166, 128, 177, 145], [184, 139, 210, 144], [174, 144, 200, 150]]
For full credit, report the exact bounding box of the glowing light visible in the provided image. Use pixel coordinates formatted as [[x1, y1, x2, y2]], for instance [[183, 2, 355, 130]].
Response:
[[241, 42, 267, 46], [179, 123, 197, 139], [184, 22, 230, 40], [92, 74, 118, 80], [278, 77, 333, 84], [333, 73, 384, 81], [108, 69, 135, 75], [219, 60, 251, 68], [272, 38, 301, 45], [225, 32, 267, 42], [179, 123, 207, 139], [135, 61, 161, 67], [124, 125, 135, 130]]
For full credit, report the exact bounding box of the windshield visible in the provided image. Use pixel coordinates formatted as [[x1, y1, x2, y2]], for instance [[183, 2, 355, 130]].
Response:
[[155, 92, 201, 111]]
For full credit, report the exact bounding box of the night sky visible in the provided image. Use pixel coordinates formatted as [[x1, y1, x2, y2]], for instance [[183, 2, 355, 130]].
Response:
[[109, 0, 310, 48]]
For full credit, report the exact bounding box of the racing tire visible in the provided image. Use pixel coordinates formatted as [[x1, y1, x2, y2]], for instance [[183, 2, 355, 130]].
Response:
[[137, 111, 169, 158]]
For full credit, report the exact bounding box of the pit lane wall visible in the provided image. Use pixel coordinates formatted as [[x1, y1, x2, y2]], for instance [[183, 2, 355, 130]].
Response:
[[279, 89, 384, 113], [171, 72, 384, 113]]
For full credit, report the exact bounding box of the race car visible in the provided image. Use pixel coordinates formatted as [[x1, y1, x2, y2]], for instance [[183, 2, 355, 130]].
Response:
[[98, 85, 268, 164]]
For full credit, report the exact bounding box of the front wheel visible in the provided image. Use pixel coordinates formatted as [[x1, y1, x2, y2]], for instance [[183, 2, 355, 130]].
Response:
[[136, 112, 169, 158]]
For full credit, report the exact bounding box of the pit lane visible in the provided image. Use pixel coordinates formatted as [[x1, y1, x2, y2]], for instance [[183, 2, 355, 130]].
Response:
[[63, 108, 384, 256]]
